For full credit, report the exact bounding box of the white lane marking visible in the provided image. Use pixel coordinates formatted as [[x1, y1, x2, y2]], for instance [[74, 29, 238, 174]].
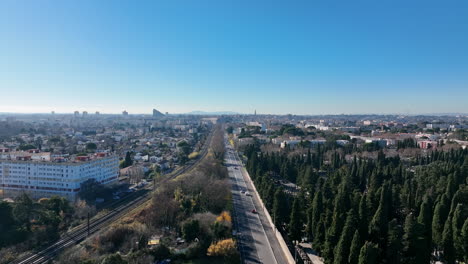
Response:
[[229, 149, 278, 264]]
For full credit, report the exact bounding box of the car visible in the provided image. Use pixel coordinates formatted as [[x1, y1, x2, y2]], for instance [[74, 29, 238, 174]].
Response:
[[251, 209, 257, 214], [245, 191, 250, 196], [241, 190, 246, 194]]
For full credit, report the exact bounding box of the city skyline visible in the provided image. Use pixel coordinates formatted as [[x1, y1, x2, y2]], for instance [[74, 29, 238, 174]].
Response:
[[1, 1, 468, 115]]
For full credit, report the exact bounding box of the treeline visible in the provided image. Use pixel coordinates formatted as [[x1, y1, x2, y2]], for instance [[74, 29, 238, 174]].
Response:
[[0, 195, 76, 262], [58, 125, 238, 264], [245, 144, 468, 264]]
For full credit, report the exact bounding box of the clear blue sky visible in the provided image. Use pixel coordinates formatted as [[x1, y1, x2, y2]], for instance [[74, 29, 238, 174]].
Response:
[[0, 0, 467, 115]]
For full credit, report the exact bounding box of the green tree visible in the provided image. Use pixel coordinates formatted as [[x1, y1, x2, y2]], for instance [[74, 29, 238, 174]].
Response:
[[334, 209, 357, 264], [307, 190, 323, 241], [442, 218, 455, 264], [272, 188, 289, 226], [461, 218, 468, 263], [121, 151, 133, 168], [102, 253, 127, 264], [432, 194, 450, 247], [42, 196, 72, 215], [348, 230, 362, 264], [452, 203, 467, 260], [324, 180, 350, 262], [79, 178, 106, 203], [86, 142, 97, 151], [182, 219, 200, 242], [151, 244, 171, 260], [403, 214, 425, 264], [368, 183, 390, 246], [387, 219, 402, 264], [288, 197, 303, 243], [13, 193, 34, 231], [417, 196, 433, 264], [0, 201, 18, 246], [177, 140, 191, 155], [312, 218, 326, 253], [358, 241, 379, 264]]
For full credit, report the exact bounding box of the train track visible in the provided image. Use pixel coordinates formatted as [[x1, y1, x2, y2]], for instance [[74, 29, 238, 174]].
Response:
[[11, 129, 214, 264]]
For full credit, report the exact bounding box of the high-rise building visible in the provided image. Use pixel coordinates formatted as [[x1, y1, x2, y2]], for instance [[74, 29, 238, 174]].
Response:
[[123, 110, 129, 116], [82, 111, 88, 117], [153, 108, 164, 118], [74, 111, 80, 117]]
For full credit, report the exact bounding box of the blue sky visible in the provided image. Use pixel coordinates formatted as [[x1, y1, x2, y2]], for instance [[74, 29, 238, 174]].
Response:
[[0, 0, 467, 115]]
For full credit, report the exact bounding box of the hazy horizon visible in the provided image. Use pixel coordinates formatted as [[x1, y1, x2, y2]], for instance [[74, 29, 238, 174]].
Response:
[[1, 109, 467, 116]]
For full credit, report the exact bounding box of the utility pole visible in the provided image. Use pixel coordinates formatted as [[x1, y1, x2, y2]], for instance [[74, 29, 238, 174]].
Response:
[[87, 212, 90, 236]]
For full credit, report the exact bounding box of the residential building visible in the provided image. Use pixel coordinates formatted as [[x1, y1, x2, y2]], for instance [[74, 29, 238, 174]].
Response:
[[0, 153, 119, 200]]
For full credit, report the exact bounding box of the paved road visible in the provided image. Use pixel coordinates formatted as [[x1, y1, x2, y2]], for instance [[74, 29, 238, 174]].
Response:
[[226, 139, 289, 264]]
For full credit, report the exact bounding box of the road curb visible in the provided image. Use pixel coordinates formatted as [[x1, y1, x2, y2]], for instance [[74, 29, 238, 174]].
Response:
[[239, 157, 296, 264]]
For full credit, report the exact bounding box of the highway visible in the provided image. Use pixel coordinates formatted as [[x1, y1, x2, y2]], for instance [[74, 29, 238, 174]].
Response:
[[226, 139, 289, 264], [10, 129, 214, 264]]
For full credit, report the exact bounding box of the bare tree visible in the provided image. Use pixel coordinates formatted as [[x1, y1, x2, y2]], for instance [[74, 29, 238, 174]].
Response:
[[128, 166, 144, 184]]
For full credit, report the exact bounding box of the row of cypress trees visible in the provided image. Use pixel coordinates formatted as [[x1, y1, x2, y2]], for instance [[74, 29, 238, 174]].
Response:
[[244, 144, 468, 264]]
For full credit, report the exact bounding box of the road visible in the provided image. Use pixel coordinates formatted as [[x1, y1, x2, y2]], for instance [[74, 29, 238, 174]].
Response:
[[226, 139, 289, 264], [10, 129, 214, 264]]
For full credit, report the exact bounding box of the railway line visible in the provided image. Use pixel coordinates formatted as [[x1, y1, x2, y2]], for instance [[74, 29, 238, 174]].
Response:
[[11, 129, 214, 264]]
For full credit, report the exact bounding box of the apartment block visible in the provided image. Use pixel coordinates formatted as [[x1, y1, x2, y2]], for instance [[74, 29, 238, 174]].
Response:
[[0, 150, 119, 200]]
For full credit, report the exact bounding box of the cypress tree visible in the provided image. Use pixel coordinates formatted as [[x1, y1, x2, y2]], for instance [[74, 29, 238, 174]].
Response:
[[358, 241, 379, 264], [368, 182, 390, 246], [461, 218, 468, 263], [288, 197, 303, 243], [417, 196, 433, 264], [402, 213, 417, 264], [348, 230, 362, 264], [442, 217, 455, 264], [432, 194, 450, 248], [313, 218, 326, 252], [334, 209, 357, 264], [310, 190, 323, 236], [387, 218, 402, 264], [324, 182, 350, 262], [272, 188, 288, 226], [358, 193, 369, 239], [305, 206, 313, 241], [451, 203, 467, 260]]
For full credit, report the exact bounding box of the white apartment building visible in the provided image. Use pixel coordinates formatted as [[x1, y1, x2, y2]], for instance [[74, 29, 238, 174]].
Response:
[[0, 152, 119, 200]]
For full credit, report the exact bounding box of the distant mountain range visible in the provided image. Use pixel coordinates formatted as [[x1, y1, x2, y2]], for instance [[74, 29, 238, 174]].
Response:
[[182, 111, 241, 116]]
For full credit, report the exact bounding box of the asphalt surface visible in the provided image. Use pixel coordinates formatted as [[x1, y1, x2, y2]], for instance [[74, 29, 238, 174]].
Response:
[[226, 139, 289, 264]]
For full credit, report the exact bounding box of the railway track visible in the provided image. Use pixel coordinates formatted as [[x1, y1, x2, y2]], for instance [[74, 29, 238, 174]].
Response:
[[11, 129, 214, 264]]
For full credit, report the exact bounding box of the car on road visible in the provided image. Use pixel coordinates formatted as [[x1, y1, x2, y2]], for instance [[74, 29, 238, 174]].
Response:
[[251, 209, 257, 214], [241, 190, 246, 194], [245, 191, 250, 196]]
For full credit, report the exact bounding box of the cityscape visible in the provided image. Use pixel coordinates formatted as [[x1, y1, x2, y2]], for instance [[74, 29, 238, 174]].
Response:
[[1, 1, 468, 264]]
